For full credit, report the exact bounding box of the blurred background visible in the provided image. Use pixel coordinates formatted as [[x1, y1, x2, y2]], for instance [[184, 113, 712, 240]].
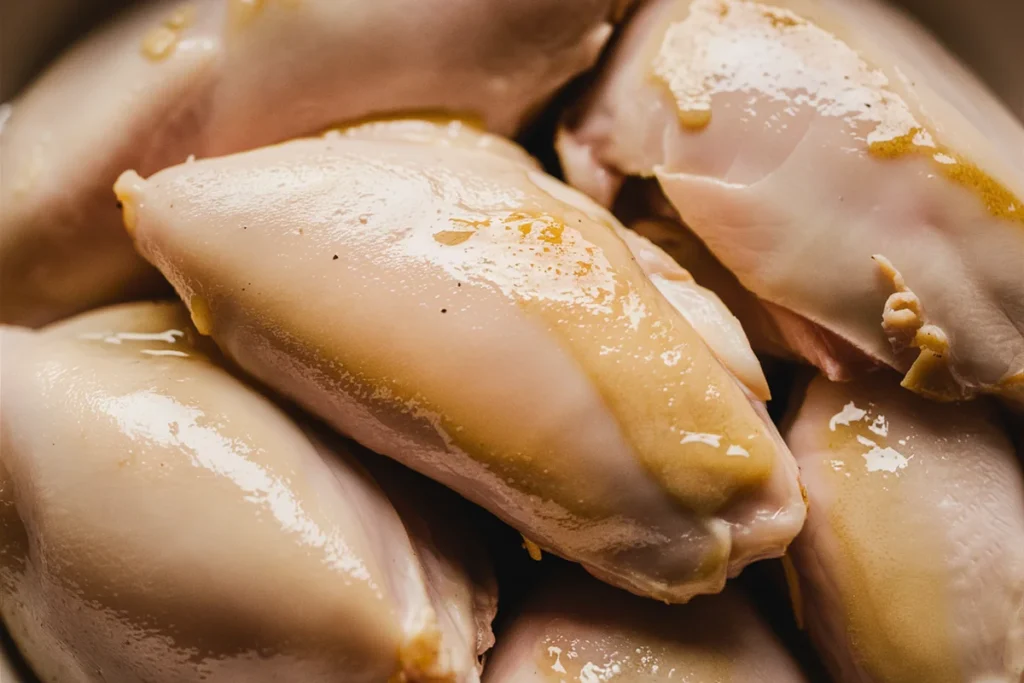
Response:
[[2, 0, 1022, 117]]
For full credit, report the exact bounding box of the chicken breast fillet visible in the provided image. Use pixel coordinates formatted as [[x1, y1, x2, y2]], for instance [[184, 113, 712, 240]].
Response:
[[0, 301, 495, 683], [784, 373, 1024, 682], [119, 119, 805, 603], [557, 0, 1024, 404], [0, 0, 626, 326], [483, 568, 808, 683]]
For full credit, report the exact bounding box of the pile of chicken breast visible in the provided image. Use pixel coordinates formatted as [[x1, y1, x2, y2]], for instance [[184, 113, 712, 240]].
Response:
[[1, 0, 1022, 681]]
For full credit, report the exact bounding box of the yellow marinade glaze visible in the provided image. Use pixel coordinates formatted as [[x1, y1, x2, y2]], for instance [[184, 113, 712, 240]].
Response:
[[229, 0, 302, 28], [164, 4, 198, 30], [141, 26, 179, 61], [140, 4, 198, 62], [230, 0, 266, 26], [189, 295, 214, 336], [652, 0, 1023, 223], [868, 128, 1023, 224], [523, 538, 543, 562], [220, 175, 776, 522], [425, 205, 776, 514]]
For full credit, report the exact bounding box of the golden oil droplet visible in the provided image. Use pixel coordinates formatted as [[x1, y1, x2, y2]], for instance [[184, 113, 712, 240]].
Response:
[[164, 4, 197, 30], [121, 202, 138, 237], [141, 26, 179, 61], [113, 171, 144, 236], [522, 537, 542, 561], [432, 230, 474, 246], [677, 106, 712, 130], [189, 295, 214, 336]]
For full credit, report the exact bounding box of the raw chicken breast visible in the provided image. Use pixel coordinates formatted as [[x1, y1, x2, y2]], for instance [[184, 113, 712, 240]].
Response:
[[0, 301, 495, 683], [483, 568, 808, 682], [558, 0, 1024, 403], [119, 118, 805, 602], [0, 0, 625, 326], [784, 373, 1024, 682]]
